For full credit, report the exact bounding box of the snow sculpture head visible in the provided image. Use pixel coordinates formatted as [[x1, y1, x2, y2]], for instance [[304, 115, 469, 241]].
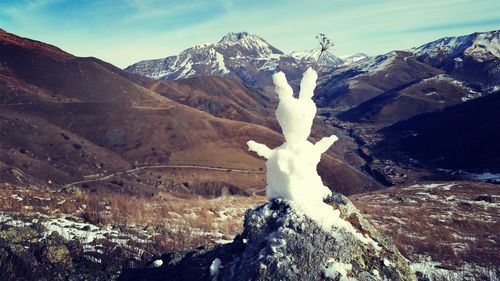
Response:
[[247, 67, 338, 207]]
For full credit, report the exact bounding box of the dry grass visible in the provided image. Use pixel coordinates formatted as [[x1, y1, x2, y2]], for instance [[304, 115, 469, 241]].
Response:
[[0, 183, 264, 251], [350, 181, 500, 269]]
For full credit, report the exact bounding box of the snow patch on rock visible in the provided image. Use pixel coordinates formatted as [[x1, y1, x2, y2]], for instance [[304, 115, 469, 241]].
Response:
[[323, 259, 355, 281], [215, 52, 230, 74]]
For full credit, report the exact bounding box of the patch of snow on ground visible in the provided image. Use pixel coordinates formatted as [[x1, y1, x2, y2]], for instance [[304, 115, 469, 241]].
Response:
[[438, 169, 500, 183], [10, 194, 23, 201], [411, 259, 498, 281], [440, 184, 456, 190], [488, 85, 500, 93], [409, 183, 456, 190], [41, 217, 103, 243], [415, 192, 439, 200], [463, 171, 500, 183], [0, 212, 32, 227], [153, 259, 163, 267], [210, 258, 222, 277], [340, 53, 369, 65], [177, 61, 194, 78], [323, 259, 354, 281], [0, 212, 152, 254], [357, 54, 396, 73], [260, 59, 279, 71]]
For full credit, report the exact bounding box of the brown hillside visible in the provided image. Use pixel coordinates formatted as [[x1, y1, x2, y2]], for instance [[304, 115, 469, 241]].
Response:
[[0, 29, 377, 195]]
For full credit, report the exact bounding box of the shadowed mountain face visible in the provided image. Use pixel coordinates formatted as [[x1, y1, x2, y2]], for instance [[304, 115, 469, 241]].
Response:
[[379, 90, 500, 171], [0, 29, 378, 195]]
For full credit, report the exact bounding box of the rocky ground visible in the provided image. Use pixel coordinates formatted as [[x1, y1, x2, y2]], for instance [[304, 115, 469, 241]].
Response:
[[351, 181, 499, 280], [0, 183, 263, 280], [0, 181, 498, 280], [0, 212, 151, 280], [119, 195, 416, 281]]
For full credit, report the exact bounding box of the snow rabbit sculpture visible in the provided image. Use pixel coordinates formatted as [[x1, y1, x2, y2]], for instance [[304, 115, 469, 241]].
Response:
[[247, 67, 338, 206]]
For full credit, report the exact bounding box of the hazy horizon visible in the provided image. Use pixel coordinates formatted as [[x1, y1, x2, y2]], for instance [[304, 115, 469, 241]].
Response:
[[1, 0, 499, 68]]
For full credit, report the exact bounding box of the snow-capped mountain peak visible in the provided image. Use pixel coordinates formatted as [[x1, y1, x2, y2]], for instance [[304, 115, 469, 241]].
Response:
[[124, 32, 381, 85], [289, 49, 344, 67], [412, 30, 500, 63], [219, 32, 252, 44], [216, 31, 283, 58], [340, 53, 369, 65], [125, 32, 332, 83]]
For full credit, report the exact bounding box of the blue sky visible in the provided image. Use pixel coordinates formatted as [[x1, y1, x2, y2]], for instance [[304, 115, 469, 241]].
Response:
[[1, 0, 499, 68]]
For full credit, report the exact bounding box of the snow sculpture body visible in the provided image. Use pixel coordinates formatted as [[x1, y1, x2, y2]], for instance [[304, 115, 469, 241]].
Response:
[[247, 67, 338, 207]]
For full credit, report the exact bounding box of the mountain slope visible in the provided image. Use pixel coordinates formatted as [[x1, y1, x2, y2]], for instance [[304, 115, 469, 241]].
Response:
[[0, 29, 273, 187], [135, 75, 278, 129], [311, 30, 499, 186], [337, 73, 480, 125], [290, 49, 344, 67], [413, 30, 499, 63], [351, 181, 499, 280], [125, 32, 283, 81], [379, 89, 500, 170], [0, 29, 378, 195], [316, 51, 444, 112], [412, 30, 500, 91], [316, 30, 499, 127]]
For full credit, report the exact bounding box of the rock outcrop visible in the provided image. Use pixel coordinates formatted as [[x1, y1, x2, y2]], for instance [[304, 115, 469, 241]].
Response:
[[119, 194, 417, 281], [0, 213, 153, 281]]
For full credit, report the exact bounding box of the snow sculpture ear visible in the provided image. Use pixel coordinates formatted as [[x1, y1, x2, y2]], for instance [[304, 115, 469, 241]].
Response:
[[299, 67, 318, 100], [272, 71, 293, 100]]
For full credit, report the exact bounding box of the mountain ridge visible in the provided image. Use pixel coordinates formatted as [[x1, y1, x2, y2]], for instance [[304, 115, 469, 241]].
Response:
[[124, 31, 346, 88]]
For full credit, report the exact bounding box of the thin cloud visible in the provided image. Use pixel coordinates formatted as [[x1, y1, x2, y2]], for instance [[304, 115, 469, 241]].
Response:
[[402, 18, 500, 33], [1, 0, 498, 67], [120, 1, 222, 23]]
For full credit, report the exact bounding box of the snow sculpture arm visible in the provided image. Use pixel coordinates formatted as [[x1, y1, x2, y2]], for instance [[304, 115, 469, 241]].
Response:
[[314, 135, 338, 154], [247, 140, 272, 159]]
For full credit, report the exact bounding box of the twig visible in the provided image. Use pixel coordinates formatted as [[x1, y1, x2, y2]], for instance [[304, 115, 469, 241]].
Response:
[[315, 33, 333, 73]]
